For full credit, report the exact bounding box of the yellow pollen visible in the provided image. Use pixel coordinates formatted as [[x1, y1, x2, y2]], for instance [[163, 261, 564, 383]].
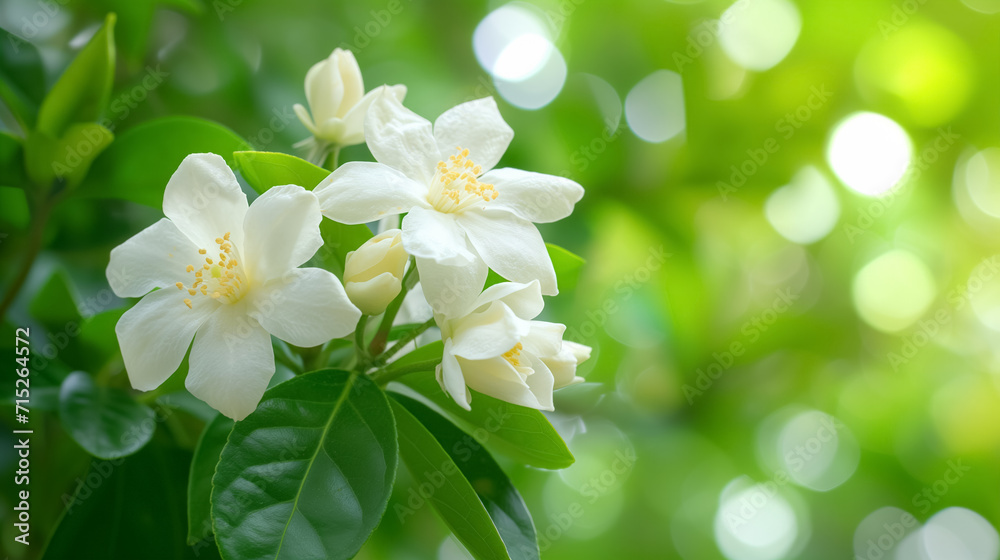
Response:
[[186, 265, 194, 273], [205, 257, 213, 264], [184, 298, 192, 309], [502, 342, 524, 367], [224, 232, 230, 240], [175, 282, 183, 289], [427, 146, 497, 213], [177, 232, 246, 309], [198, 249, 207, 255], [215, 237, 223, 244]]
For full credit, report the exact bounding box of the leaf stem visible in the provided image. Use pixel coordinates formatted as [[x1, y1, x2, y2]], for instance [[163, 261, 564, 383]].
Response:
[[373, 318, 436, 368], [0, 193, 56, 318], [371, 359, 441, 386]]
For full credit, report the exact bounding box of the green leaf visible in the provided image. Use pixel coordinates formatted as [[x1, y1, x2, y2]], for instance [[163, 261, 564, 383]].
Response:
[[211, 370, 397, 560], [234, 151, 330, 195], [394, 394, 539, 560], [42, 443, 220, 560], [25, 123, 114, 190], [58, 371, 156, 459], [188, 413, 234, 544], [388, 347, 574, 470], [36, 13, 116, 138], [391, 397, 510, 560], [75, 116, 251, 206], [311, 219, 373, 279], [0, 28, 45, 131], [546, 243, 585, 293]]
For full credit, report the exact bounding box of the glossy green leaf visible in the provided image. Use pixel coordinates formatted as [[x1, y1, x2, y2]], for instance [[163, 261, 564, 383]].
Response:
[[310, 219, 373, 279], [390, 397, 511, 560], [394, 394, 539, 560], [36, 14, 116, 137], [75, 116, 250, 206], [188, 413, 234, 544], [42, 443, 220, 560], [0, 28, 45, 130], [388, 346, 574, 470], [211, 370, 397, 560], [25, 123, 114, 190], [58, 371, 156, 459], [234, 150, 330, 194]]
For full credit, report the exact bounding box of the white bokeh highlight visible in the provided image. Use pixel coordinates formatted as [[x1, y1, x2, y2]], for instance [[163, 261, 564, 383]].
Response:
[[827, 112, 913, 196]]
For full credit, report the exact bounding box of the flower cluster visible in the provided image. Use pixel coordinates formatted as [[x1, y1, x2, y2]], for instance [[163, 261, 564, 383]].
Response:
[[108, 48, 589, 419]]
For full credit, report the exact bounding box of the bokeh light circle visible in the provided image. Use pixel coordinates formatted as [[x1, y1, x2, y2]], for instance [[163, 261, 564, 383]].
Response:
[[827, 112, 913, 196], [852, 249, 936, 333], [765, 166, 841, 244], [624, 70, 686, 143], [923, 507, 1000, 560], [776, 410, 859, 491], [473, 3, 552, 81], [718, 0, 802, 71], [714, 478, 800, 560]]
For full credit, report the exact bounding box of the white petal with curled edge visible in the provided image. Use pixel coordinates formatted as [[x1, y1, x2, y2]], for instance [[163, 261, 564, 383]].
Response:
[[314, 161, 427, 224], [365, 91, 440, 184], [450, 301, 530, 360], [402, 207, 476, 266], [305, 54, 344, 125], [524, 353, 555, 410], [162, 153, 248, 250], [415, 255, 487, 319], [481, 168, 584, 223], [433, 97, 513, 173], [340, 85, 406, 147], [461, 355, 545, 410], [116, 288, 217, 392], [336, 49, 365, 116], [249, 267, 361, 347], [522, 320, 565, 357], [472, 280, 544, 320], [242, 185, 323, 282], [438, 338, 471, 410], [185, 301, 275, 421], [457, 210, 557, 295], [107, 218, 202, 298]]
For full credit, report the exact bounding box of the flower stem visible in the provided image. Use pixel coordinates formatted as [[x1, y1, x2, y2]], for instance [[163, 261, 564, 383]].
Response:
[[371, 359, 441, 386], [324, 145, 341, 172], [373, 318, 436, 368], [369, 258, 419, 356], [0, 193, 56, 319], [353, 314, 370, 368]]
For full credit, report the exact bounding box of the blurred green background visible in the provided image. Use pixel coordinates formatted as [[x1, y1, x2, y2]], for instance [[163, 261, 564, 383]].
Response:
[[2, 0, 1000, 558]]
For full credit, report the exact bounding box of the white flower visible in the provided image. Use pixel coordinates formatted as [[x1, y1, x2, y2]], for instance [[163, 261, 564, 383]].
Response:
[[343, 228, 408, 315], [434, 280, 588, 411], [293, 48, 406, 159], [313, 93, 584, 317], [106, 153, 361, 420]]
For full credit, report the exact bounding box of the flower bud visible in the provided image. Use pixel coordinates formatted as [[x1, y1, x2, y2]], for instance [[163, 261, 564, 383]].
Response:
[[344, 229, 408, 315]]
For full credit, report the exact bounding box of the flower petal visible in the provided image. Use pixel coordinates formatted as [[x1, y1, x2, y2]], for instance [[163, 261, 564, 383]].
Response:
[[116, 287, 217, 392], [293, 103, 317, 136], [242, 185, 322, 282], [437, 338, 471, 410], [415, 256, 487, 318], [457, 210, 557, 295], [524, 353, 555, 410], [522, 320, 565, 357], [186, 301, 274, 420], [314, 161, 427, 224], [450, 301, 530, 360], [542, 340, 588, 389], [340, 84, 406, 147], [480, 168, 584, 223], [335, 49, 365, 117], [472, 280, 544, 320], [433, 97, 513, 173], [162, 153, 248, 250], [459, 355, 546, 410], [365, 90, 440, 184], [107, 218, 201, 298], [305, 53, 344, 125], [402, 207, 475, 265], [248, 267, 361, 347]]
